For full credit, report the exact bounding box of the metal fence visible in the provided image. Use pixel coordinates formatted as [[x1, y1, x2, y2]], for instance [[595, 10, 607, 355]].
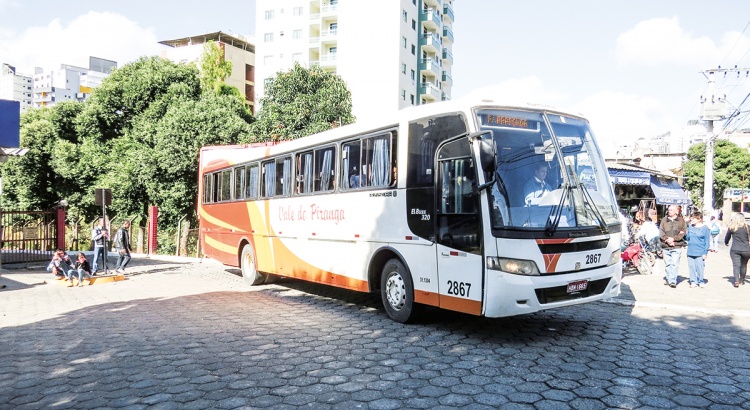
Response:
[[1, 210, 60, 264]]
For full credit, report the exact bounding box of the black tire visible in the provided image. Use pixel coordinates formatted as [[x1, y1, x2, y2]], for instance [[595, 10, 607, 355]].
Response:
[[380, 258, 415, 323], [240, 243, 266, 286]]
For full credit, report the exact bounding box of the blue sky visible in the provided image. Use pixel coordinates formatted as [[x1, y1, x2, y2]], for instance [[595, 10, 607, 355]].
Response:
[[2, 0, 750, 157]]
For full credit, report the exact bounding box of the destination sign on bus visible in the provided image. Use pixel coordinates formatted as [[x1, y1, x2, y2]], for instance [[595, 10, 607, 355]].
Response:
[[480, 114, 538, 130]]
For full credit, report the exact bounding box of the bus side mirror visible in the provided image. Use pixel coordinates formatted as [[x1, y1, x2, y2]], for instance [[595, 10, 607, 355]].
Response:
[[479, 137, 497, 173]]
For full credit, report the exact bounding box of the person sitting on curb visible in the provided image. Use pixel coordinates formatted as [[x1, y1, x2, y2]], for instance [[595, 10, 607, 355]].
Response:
[[66, 252, 92, 287], [47, 248, 72, 280]]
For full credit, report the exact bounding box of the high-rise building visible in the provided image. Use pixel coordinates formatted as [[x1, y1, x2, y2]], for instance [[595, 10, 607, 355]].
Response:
[[160, 31, 257, 112], [0, 64, 33, 112], [32, 57, 117, 108], [255, 0, 454, 122]]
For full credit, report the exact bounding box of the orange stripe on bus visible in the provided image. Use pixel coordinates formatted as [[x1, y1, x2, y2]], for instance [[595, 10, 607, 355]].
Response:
[[536, 238, 574, 245], [439, 295, 481, 316], [415, 291, 440, 307], [543, 254, 561, 272]]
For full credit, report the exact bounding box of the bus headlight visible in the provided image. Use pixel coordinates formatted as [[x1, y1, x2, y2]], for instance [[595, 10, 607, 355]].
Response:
[[607, 249, 621, 266], [486, 257, 540, 276]]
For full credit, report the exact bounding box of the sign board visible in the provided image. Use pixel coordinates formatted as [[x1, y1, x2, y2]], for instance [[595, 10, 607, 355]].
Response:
[[94, 188, 112, 206], [0, 99, 20, 148], [22, 227, 38, 239]]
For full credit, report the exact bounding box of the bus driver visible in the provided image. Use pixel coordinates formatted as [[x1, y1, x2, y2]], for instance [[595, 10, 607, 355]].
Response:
[[524, 163, 551, 206]]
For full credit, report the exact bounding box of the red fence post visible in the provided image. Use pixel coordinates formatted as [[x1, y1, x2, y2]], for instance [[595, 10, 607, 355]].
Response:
[[148, 206, 158, 254], [56, 207, 66, 250]]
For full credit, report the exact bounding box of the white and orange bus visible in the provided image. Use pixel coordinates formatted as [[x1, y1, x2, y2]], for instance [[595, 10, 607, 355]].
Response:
[[198, 96, 622, 322]]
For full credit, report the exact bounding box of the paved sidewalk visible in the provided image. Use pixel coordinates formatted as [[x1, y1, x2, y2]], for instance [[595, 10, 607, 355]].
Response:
[[611, 241, 750, 317]]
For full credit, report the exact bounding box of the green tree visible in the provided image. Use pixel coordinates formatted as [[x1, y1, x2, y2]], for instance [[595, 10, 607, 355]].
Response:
[[683, 139, 750, 209], [199, 40, 233, 95], [252, 63, 355, 141]]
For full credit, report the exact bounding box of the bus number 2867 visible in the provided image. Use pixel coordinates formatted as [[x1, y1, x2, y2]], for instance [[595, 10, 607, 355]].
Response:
[[447, 281, 471, 297]]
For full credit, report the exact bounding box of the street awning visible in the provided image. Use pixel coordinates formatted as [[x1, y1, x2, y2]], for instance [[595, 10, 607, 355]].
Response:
[[650, 176, 691, 205], [608, 169, 651, 185]]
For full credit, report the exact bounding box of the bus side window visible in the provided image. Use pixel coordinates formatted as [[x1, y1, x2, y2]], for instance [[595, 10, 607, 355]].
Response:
[[246, 164, 259, 199], [276, 156, 292, 197], [297, 152, 313, 194], [362, 133, 392, 187], [261, 160, 275, 198], [315, 146, 335, 192], [234, 166, 245, 200], [342, 140, 361, 189]]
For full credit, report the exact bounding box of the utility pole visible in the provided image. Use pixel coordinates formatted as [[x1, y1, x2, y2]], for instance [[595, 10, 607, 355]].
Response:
[[698, 67, 749, 217]]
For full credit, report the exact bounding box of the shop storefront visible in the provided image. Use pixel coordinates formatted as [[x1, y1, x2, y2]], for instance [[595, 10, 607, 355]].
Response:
[[608, 164, 691, 219]]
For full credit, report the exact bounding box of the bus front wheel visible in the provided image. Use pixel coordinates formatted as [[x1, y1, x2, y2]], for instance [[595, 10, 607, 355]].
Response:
[[380, 258, 415, 323], [241, 243, 266, 286]]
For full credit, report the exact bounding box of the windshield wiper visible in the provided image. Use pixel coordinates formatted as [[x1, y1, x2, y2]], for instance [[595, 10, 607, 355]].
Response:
[[578, 183, 609, 234], [545, 183, 571, 236]]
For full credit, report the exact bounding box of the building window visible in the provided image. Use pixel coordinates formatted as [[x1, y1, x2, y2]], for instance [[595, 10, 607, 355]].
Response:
[[402, 37, 407, 48], [410, 94, 415, 105], [411, 44, 416, 55], [293, 29, 302, 39], [401, 63, 406, 74], [412, 19, 416, 30], [293, 7, 303, 16], [413, 0, 416, 4], [265, 10, 274, 20], [329, 47, 337, 56], [292, 53, 302, 63], [411, 70, 415, 81], [264, 33, 274, 42], [329, 22, 337, 34], [402, 90, 406, 100], [264, 55, 274, 65], [402, 10, 407, 22], [280, 31, 284, 37]]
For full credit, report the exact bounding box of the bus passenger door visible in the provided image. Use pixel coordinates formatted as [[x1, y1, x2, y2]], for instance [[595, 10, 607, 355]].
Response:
[[435, 139, 484, 316]]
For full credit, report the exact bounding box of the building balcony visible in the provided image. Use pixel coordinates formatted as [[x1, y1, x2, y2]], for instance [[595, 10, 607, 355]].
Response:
[[321, 3, 338, 14], [442, 92, 451, 101], [310, 13, 320, 20], [442, 71, 452, 86], [33, 94, 54, 103], [419, 58, 441, 77], [442, 48, 453, 65], [420, 9, 442, 31], [443, 3, 454, 24], [424, 0, 442, 8], [443, 26, 454, 44], [419, 33, 442, 54], [419, 83, 442, 102], [321, 29, 338, 43], [319, 54, 338, 68]]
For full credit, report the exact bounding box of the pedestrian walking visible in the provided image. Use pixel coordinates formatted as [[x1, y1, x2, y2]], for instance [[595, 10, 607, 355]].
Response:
[[91, 218, 109, 274], [660, 205, 687, 288], [685, 211, 710, 288], [113, 220, 132, 273], [709, 216, 721, 252], [724, 212, 750, 288]]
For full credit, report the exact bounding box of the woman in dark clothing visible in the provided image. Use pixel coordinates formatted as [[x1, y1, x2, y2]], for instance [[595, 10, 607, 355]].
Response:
[[724, 212, 750, 287]]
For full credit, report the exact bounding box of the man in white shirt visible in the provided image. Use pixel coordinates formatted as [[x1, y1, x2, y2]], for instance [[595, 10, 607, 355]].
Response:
[[524, 163, 551, 206]]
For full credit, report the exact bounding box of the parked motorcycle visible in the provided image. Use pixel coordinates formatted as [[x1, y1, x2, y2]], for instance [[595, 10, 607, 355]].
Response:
[[621, 236, 656, 275]]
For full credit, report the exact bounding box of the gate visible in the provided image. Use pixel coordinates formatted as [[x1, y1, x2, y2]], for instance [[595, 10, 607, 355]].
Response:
[[1, 208, 63, 264]]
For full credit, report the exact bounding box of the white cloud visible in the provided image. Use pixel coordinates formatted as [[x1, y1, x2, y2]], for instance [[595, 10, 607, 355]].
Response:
[[575, 91, 668, 158], [463, 77, 569, 106], [0, 11, 161, 75], [615, 17, 750, 67]]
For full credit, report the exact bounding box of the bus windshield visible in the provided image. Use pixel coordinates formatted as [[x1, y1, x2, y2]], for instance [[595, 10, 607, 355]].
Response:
[[476, 109, 619, 231]]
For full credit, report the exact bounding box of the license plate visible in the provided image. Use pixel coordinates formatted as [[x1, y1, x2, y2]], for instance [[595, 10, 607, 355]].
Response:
[[567, 280, 588, 293]]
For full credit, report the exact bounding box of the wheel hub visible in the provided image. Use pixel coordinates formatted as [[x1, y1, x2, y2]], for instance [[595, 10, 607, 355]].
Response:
[[385, 272, 405, 311]]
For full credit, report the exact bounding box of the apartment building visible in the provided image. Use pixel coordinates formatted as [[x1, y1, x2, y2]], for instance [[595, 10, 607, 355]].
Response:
[[255, 0, 455, 122], [160, 31, 256, 112], [32, 57, 116, 108], [0, 64, 33, 112]]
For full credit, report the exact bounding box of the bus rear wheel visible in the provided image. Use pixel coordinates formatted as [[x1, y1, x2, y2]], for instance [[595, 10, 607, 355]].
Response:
[[380, 258, 415, 323], [241, 243, 266, 286]]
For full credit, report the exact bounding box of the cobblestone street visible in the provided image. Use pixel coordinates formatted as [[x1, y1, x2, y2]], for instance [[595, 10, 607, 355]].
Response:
[[1, 256, 749, 409]]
